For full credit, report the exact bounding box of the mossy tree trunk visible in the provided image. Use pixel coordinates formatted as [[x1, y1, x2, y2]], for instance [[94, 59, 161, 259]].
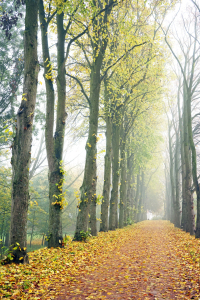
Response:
[[74, 0, 114, 240], [186, 87, 200, 237], [100, 77, 112, 232], [182, 85, 195, 235], [119, 127, 127, 228], [130, 173, 136, 222], [135, 171, 140, 222], [9, 0, 39, 264], [170, 107, 181, 228], [174, 132, 181, 228], [126, 141, 136, 224], [141, 187, 147, 221], [47, 12, 67, 247], [165, 167, 171, 220], [109, 117, 120, 230], [126, 143, 133, 222], [39, 2, 67, 247], [168, 123, 176, 225], [137, 171, 144, 222], [177, 88, 187, 230], [74, 62, 101, 239]]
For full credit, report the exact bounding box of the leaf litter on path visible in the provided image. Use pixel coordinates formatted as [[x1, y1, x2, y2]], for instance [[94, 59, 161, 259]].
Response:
[[1, 221, 200, 299]]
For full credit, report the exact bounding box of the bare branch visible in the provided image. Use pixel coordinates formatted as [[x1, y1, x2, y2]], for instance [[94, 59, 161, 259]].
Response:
[[66, 73, 90, 106]]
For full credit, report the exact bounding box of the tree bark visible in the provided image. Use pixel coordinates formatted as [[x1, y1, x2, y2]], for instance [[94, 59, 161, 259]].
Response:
[[74, 62, 101, 239], [182, 86, 195, 235], [174, 133, 181, 228], [9, 0, 39, 264], [165, 166, 171, 220], [137, 171, 144, 222], [178, 97, 187, 230], [130, 173, 136, 222], [126, 148, 135, 224], [47, 12, 67, 248], [100, 78, 112, 232], [135, 172, 140, 222], [119, 129, 127, 228], [126, 147, 132, 223], [141, 187, 147, 221], [39, 2, 67, 247], [186, 88, 200, 237], [109, 119, 120, 230], [74, 0, 114, 240], [29, 210, 36, 248], [168, 124, 176, 225]]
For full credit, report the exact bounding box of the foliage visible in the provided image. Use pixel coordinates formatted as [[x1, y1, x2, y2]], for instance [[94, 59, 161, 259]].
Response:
[[0, 1, 24, 150], [79, 229, 91, 242], [1, 243, 27, 265]]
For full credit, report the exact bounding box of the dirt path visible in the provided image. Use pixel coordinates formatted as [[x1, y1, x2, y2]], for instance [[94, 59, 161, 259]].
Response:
[[56, 221, 200, 300]]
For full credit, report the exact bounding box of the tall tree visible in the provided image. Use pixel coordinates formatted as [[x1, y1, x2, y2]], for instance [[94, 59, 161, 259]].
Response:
[[74, 0, 116, 240], [39, 0, 103, 246], [100, 76, 112, 232], [0, 1, 24, 150], [163, 2, 200, 235], [9, 0, 39, 263]]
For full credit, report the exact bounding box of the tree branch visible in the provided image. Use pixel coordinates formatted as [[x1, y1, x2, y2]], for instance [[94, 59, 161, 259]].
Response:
[[101, 41, 147, 81], [66, 73, 90, 106]]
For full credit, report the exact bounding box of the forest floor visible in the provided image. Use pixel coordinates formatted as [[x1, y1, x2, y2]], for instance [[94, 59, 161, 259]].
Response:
[[1, 221, 200, 299]]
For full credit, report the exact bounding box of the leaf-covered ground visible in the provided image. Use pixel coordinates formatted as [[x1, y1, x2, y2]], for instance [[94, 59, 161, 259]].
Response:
[[1, 221, 200, 299]]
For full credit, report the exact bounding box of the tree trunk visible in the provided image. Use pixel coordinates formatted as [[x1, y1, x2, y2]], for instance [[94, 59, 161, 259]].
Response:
[[9, 0, 39, 264], [174, 133, 181, 228], [135, 172, 140, 222], [74, 57, 102, 240], [182, 86, 194, 235], [168, 124, 176, 225], [178, 113, 187, 230], [74, 0, 114, 240], [130, 173, 136, 222], [123, 173, 128, 226], [137, 171, 144, 222], [100, 78, 112, 232], [30, 210, 36, 248], [48, 12, 67, 247], [89, 160, 97, 236], [0, 210, 5, 240], [126, 150, 135, 223], [186, 89, 200, 237], [41, 234, 45, 246], [109, 120, 120, 230], [165, 166, 171, 220], [119, 132, 127, 228], [141, 187, 147, 221], [4, 232, 9, 247], [126, 141, 132, 222], [39, 2, 66, 247]]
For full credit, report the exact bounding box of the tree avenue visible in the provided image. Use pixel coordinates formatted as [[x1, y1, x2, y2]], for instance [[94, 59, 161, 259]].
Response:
[[4, 0, 200, 267]]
